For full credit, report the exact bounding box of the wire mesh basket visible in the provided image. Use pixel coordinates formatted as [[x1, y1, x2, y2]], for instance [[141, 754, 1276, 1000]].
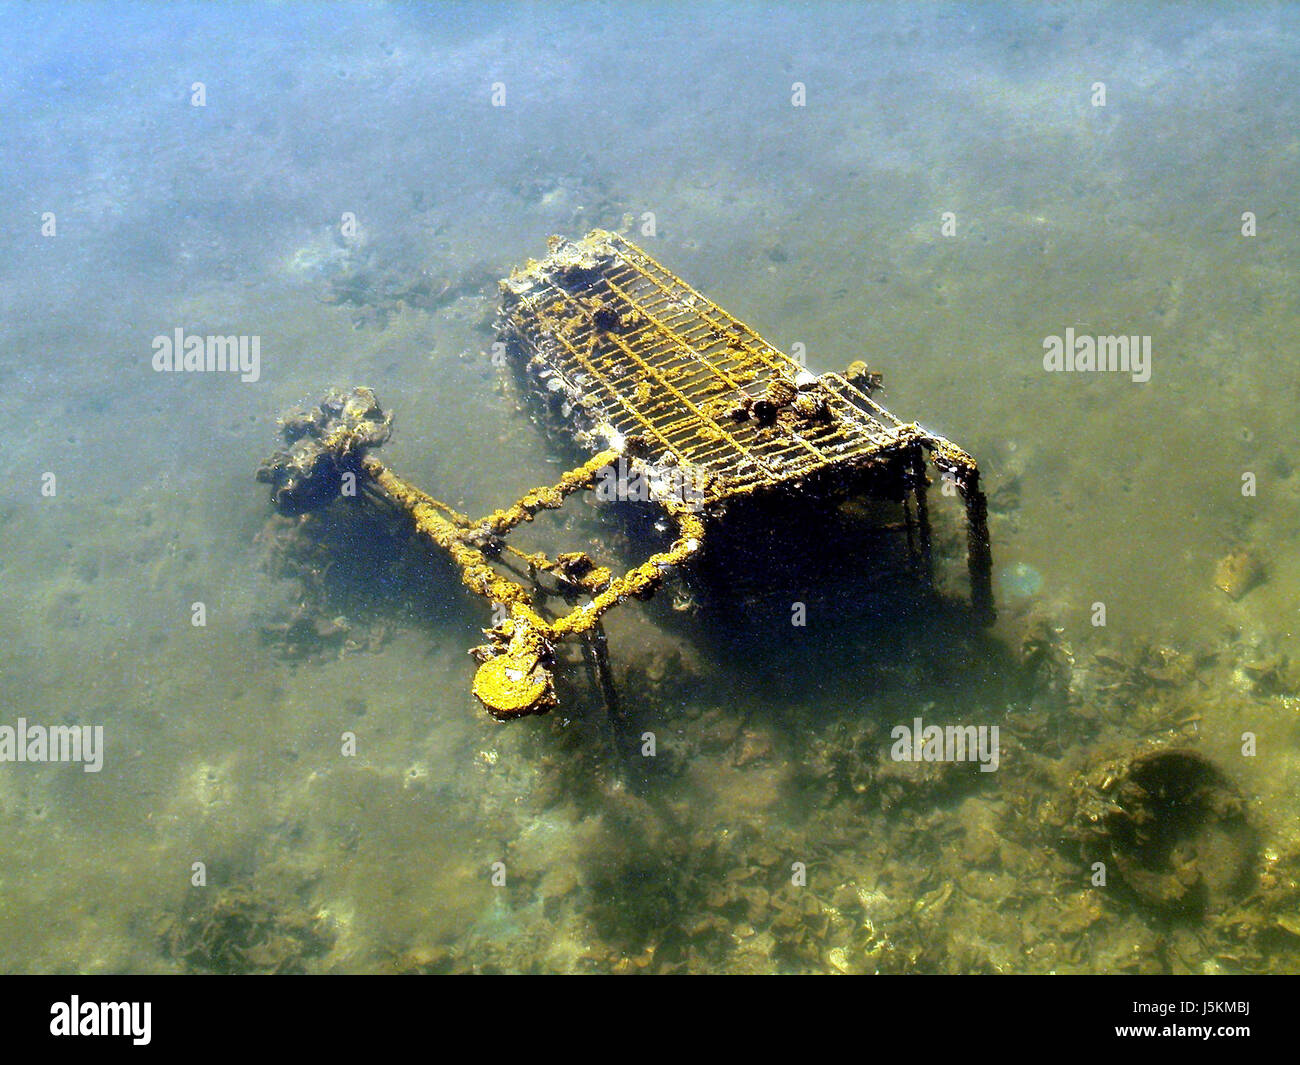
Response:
[[258, 230, 993, 720]]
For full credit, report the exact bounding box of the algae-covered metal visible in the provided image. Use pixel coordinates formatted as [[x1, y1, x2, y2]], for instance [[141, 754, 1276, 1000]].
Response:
[[500, 231, 989, 511], [258, 230, 994, 720]]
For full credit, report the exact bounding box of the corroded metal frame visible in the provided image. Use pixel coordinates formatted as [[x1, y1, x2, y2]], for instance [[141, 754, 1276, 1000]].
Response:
[[258, 230, 993, 722]]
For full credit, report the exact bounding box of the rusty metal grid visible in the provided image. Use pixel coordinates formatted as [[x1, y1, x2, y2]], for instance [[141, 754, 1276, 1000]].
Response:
[[501, 230, 915, 502]]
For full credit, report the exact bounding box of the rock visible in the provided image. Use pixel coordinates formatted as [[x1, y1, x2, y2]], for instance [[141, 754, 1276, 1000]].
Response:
[[963, 824, 1001, 867], [1068, 746, 1254, 916], [733, 728, 773, 767], [1054, 891, 1103, 935], [1214, 547, 1264, 600]]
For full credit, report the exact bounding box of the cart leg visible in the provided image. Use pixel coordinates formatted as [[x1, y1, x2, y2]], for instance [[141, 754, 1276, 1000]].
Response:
[[960, 472, 995, 625], [580, 621, 628, 756], [910, 447, 933, 581]]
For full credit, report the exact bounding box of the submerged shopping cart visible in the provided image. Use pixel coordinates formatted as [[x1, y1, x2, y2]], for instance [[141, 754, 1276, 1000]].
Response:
[[258, 230, 993, 720]]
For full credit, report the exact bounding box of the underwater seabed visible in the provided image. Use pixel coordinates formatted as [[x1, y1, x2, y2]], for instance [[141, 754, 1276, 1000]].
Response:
[[10, 209, 1288, 975], [179, 450, 1300, 976], [4, 1, 1299, 977]]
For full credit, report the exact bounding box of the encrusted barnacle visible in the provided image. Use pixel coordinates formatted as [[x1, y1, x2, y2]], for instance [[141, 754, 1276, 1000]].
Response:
[[256, 387, 391, 513], [792, 393, 829, 421]]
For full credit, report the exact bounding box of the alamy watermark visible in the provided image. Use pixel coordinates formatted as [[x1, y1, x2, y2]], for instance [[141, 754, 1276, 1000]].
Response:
[[151, 328, 261, 382], [890, 716, 999, 773], [594, 456, 706, 510], [50, 996, 150, 1045], [1042, 328, 1150, 383], [0, 718, 104, 773]]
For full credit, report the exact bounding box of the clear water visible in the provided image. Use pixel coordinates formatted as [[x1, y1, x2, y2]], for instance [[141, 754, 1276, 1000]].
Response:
[[1, 1, 1298, 974]]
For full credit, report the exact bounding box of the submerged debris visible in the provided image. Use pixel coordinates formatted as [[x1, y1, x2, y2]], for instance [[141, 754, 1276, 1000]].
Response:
[[257, 231, 994, 719]]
